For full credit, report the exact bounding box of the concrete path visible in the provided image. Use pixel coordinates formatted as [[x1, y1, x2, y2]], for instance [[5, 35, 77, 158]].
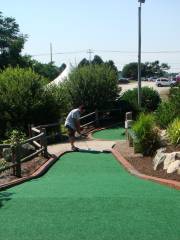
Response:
[[48, 138, 115, 156]]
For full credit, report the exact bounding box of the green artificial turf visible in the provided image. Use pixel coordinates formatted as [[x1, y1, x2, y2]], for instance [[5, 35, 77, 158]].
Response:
[[92, 125, 126, 140], [0, 152, 180, 240]]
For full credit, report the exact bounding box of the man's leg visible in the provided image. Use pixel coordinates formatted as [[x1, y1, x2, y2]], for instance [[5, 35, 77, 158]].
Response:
[[66, 126, 78, 150]]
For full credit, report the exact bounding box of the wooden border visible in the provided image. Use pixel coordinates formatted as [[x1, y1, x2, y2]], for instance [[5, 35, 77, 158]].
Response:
[[0, 151, 70, 191]]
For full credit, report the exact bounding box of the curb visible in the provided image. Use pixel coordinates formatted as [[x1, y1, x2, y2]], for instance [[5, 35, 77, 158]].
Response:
[[111, 148, 180, 190]]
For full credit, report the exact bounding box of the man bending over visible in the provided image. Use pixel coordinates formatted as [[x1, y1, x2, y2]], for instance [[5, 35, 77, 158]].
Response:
[[65, 105, 85, 151]]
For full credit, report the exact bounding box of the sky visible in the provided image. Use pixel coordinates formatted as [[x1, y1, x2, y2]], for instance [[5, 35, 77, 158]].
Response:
[[1, 0, 180, 73]]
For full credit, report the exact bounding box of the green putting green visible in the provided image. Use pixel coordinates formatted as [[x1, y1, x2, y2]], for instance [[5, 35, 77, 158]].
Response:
[[0, 152, 180, 240], [92, 124, 126, 140]]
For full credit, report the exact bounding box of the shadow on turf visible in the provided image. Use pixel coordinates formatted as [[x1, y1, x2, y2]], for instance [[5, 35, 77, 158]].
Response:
[[0, 192, 14, 208], [78, 149, 111, 154]]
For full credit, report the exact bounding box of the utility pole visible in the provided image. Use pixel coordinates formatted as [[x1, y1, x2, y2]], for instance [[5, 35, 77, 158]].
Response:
[[50, 42, 53, 64], [87, 49, 93, 63], [137, 0, 145, 108]]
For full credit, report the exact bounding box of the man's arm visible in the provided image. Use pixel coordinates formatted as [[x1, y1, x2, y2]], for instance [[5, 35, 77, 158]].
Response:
[[75, 119, 81, 134]]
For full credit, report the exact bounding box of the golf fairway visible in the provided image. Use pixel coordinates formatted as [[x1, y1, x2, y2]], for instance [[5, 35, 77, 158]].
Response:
[[0, 152, 179, 240], [92, 125, 126, 140]]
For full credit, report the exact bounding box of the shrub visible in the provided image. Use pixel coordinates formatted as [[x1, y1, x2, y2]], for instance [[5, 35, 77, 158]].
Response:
[[121, 86, 161, 115], [0, 67, 68, 138], [167, 118, 180, 145], [65, 64, 119, 111], [169, 86, 180, 116], [155, 101, 176, 128], [132, 113, 160, 156], [155, 86, 180, 129], [3, 129, 26, 146]]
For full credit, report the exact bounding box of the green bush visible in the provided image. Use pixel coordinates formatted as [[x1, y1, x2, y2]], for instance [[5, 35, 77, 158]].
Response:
[[121, 86, 161, 115], [167, 118, 180, 145], [132, 113, 160, 156], [65, 64, 119, 111], [169, 86, 180, 116], [155, 101, 176, 128], [155, 86, 180, 128], [0, 67, 68, 139]]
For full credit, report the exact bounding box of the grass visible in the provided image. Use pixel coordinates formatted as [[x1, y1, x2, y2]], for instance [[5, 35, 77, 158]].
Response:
[[92, 124, 126, 140], [0, 152, 179, 240]]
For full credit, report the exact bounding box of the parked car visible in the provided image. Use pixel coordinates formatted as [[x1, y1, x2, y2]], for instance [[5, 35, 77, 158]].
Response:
[[118, 78, 129, 84], [148, 77, 158, 82], [155, 78, 176, 87]]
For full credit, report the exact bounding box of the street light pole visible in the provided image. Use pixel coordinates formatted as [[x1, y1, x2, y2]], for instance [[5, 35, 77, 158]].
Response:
[[138, 0, 145, 108]]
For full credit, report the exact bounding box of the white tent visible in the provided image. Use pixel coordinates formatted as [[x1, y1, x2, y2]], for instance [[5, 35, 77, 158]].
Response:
[[48, 64, 71, 86]]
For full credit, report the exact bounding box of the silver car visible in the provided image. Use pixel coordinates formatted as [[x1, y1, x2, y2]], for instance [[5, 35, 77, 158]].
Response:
[[155, 78, 176, 87]]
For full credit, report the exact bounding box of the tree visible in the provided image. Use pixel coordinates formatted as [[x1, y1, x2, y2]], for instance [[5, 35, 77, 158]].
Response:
[[66, 64, 119, 111], [20, 55, 66, 81], [122, 61, 170, 79], [105, 60, 118, 75], [122, 62, 146, 79], [144, 61, 170, 77], [92, 55, 103, 65], [78, 58, 90, 67], [0, 67, 68, 138], [0, 12, 27, 69]]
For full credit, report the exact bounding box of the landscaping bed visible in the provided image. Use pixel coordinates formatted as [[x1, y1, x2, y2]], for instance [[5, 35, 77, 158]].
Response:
[[114, 141, 180, 181], [0, 156, 48, 186]]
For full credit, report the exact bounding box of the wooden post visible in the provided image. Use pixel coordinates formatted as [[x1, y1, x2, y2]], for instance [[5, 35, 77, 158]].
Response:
[[41, 128, 48, 158], [95, 110, 99, 127], [59, 119, 62, 140], [31, 124, 34, 137], [12, 145, 21, 178], [28, 124, 32, 138], [11, 146, 16, 176]]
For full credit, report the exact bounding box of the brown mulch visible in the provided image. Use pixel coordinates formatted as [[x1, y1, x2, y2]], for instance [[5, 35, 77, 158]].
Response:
[[114, 141, 180, 181], [0, 156, 48, 186]]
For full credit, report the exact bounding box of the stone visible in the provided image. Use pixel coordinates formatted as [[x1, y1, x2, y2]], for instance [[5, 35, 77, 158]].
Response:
[[2, 148, 12, 162], [163, 152, 176, 170], [177, 168, 180, 175], [19, 143, 35, 159], [176, 152, 180, 159], [153, 148, 167, 170], [167, 160, 180, 174], [2, 143, 35, 162]]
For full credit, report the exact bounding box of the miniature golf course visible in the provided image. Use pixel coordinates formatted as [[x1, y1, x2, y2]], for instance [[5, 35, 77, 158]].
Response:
[[92, 124, 126, 140], [0, 152, 180, 240]]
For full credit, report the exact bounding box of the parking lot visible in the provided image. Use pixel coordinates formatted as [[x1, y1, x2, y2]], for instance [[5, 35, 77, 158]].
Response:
[[119, 81, 170, 100]]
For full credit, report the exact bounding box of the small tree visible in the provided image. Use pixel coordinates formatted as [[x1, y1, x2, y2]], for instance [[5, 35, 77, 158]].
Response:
[[0, 67, 68, 138], [121, 86, 161, 115], [0, 11, 27, 69], [66, 64, 119, 111], [132, 113, 160, 156]]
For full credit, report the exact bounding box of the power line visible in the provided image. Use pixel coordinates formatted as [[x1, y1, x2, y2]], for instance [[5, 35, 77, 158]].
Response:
[[30, 49, 180, 57]]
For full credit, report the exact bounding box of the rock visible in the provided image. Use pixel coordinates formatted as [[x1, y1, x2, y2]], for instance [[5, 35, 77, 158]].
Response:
[[163, 152, 176, 170], [153, 148, 166, 170], [176, 152, 180, 159], [2, 143, 35, 162], [2, 148, 12, 162], [177, 168, 180, 175], [18, 143, 35, 159], [167, 160, 180, 174]]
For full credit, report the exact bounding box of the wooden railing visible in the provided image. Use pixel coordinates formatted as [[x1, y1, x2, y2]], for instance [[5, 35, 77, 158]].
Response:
[[0, 108, 122, 178], [0, 128, 47, 177]]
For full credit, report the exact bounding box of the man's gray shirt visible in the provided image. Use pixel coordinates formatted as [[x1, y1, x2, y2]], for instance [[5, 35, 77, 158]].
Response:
[[65, 109, 80, 130]]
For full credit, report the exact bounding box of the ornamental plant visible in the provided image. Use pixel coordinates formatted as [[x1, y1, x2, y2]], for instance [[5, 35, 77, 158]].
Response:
[[167, 118, 180, 145], [132, 113, 160, 156]]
